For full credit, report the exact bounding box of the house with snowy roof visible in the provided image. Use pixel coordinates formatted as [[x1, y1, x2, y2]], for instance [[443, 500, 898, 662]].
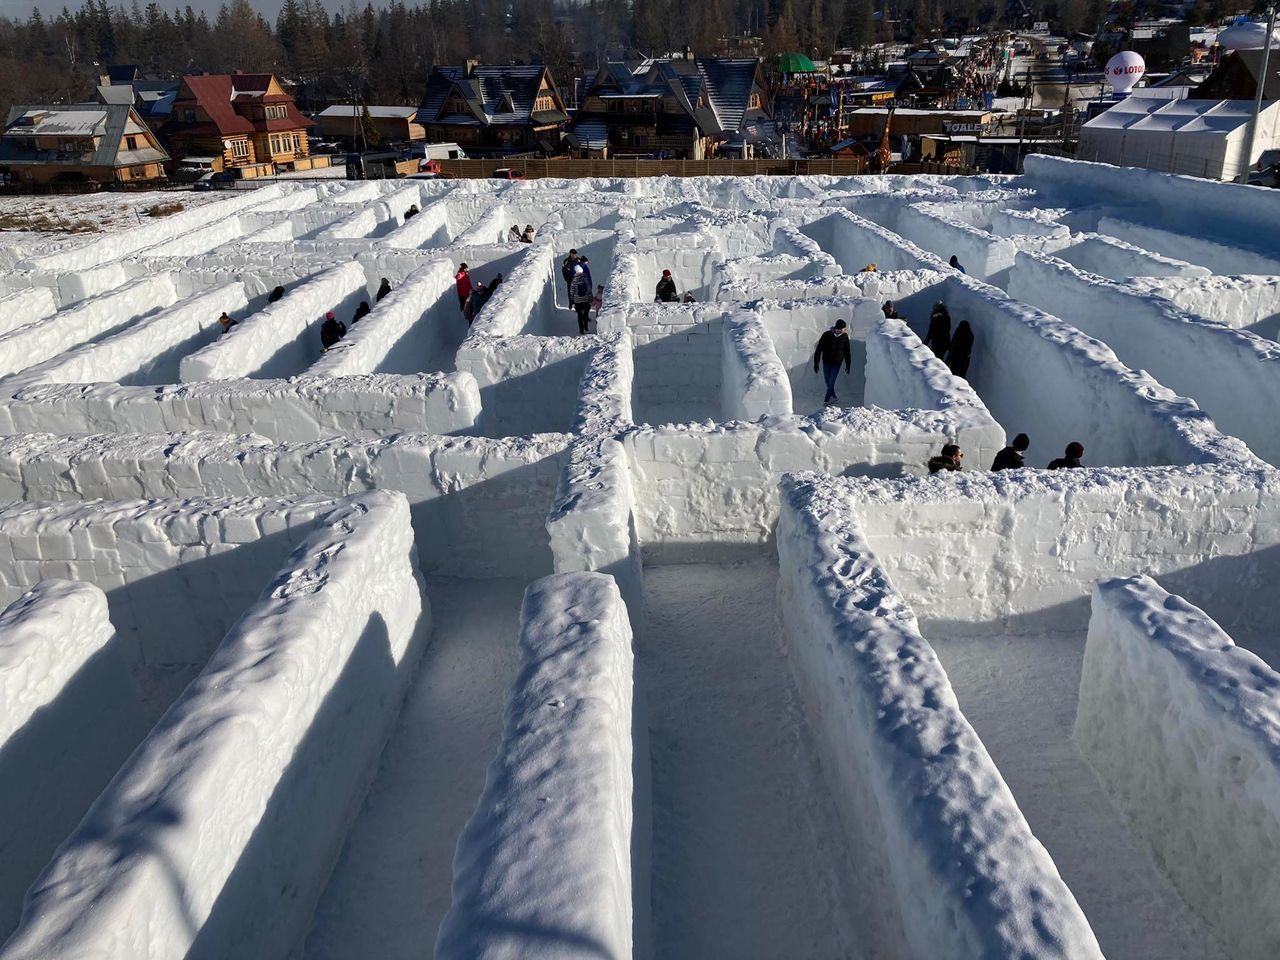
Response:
[[161, 72, 316, 177], [565, 57, 771, 160], [314, 105, 425, 144], [413, 64, 569, 156], [0, 102, 168, 186]]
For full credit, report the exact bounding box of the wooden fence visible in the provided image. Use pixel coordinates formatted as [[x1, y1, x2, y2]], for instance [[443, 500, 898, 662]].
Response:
[[435, 157, 869, 179]]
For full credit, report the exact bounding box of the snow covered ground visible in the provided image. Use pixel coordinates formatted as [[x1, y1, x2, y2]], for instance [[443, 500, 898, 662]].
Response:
[[0, 159, 1277, 959]]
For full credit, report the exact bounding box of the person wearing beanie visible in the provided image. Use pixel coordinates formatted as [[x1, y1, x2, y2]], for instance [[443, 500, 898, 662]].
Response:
[[881, 300, 900, 319], [455, 263, 472, 312], [992, 433, 1030, 471], [812, 318, 852, 405], [320, 310, 346, 350], [1048, 442, 1085, 469], [655, 268, 679, 303]]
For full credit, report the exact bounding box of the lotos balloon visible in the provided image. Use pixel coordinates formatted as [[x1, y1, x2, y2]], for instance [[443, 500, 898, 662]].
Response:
[[1105, 51, 1146, 94]]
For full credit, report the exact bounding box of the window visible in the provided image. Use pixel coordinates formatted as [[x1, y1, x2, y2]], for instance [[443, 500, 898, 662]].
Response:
[[293, 132, 303, 154], [125, 135, 138, 151], [750, 94, 761, 109], [60, 139, 77, 153], [183, 109, 195, 123], [230, 139, 249, 159], [607, 100, 623, 113]]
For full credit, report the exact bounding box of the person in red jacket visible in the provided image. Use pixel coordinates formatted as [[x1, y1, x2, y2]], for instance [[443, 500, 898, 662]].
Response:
[[454, 263, 472, 313]]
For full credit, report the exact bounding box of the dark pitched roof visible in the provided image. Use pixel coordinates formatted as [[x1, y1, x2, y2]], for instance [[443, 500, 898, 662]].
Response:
[[166, 74, 312, 138], [415, 65, 563, 127], [0, 103, 168, 168]]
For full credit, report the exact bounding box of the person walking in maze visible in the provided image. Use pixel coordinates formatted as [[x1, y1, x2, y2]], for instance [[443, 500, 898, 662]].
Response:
[[923, 302, 952, 359], [217, 312, 237, 334], [592, 284, 605, 321], [376, 278, 392, 302], [655, 269, 679, 303], [455, 263, 472, 313], [949, 254, 967, 274], [947, 320, 974, 378], [1048, 442, 1085, 469], [267, 285, 285, 304], [813, 319, 852, 405], [522, 224, 535, 243], [991, 433, 1029, 471], [928, 443, 964, 473], [404, 204, 419, 221], [881, 300, 901, 319], [352, 301, 371, 324], [320, 311, 346, 350], [562, 249, 580, 301], [570, 265, 594, 334], [509, 224, 522, 243]]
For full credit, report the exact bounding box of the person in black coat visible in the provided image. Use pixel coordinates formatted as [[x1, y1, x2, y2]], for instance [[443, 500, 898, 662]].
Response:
[[268, 285, 285, 304], [813, 319, 852, 404], [947, 320, 974, 378], [320, 311, 346, 350], [928, 443, 963, 473], [1048, 442, 1085, 469], [923, 302, 951, 358], [352, 300, 371, 324], [376, 278, 392, 302], [991, 433, 1029, 471], [655, 269, 679, 303]]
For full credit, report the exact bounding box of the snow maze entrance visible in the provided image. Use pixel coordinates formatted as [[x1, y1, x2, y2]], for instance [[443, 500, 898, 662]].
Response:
[[0, 158, 1278, 959]]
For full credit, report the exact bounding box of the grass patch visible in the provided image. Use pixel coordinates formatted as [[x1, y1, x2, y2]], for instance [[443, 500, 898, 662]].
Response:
[[0, 213, 98, 233], [144, 201, 185, 218]]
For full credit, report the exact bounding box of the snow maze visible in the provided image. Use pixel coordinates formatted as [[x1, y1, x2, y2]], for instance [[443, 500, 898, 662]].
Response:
[[0, 157, 1278, 959]]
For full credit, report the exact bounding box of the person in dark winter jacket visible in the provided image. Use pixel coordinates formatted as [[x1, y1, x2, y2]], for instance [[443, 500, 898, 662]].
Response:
[[655, 269, 679, 303], [927, 443, 963, 473], [949, 255, 966, 274], [923, 302, 951, 358], [268, 285, 285, 304], [467, 273, 503, 325], [1048, 442, 1085, 469], [376, 278, 392, 302], [570, 265, 594, 334], [813, 319, 852, 404], [947, 320, 974, 378], [881, 300, 900, 319], [404, 204, 419, 220], [320, 311, 346, 350], [352, 300, 371, 324], [991, 433, 1029, 471], [522, 224, 535, 243], [561, 250, 580, 301]]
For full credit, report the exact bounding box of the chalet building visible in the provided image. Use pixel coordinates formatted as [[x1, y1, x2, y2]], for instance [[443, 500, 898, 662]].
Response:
[[1193, 50, 1280, 101], [96, 64, 179, 123], [566, 58, 772, 160], [315, 105, 425, 143], [0, 102, 168, 186], [414, 64, 569, 156], [162, 73, 317, 177]]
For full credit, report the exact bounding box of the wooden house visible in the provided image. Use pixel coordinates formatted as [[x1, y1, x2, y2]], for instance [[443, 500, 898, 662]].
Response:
[[0, 102, 168, 186], [414, 65, 568, 156]]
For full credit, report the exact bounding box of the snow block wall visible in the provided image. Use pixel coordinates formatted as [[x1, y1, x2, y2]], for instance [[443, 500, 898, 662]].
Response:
[[0, 373, 481, 441], [1076, 575, 1280, 960], [0, 282, 250, 390], [622, 407, 1007, 561], [0, 581, 147, 941], [457, 334, 597, 436], [1008, 251, 1280, 464], [573, 330, 635, 432], [0, 431, 569, 578], [1054, 232, 1210, 280], [0, 491, 428, 960], [179, 262, 367, 381], [895, 202, 1017, 282], [1127, 274, 1280, 339], [0, 273, 176, 380], [801, 208, 943, 274], [0, 288, 56, 335], [1096, 217, 1280, 275], [721, 307, 792, 420], [849, 466, 1280, 636], [901, 275, 1257, 468], [436, 572, 635, 960], [776, 471, 1103, 960], [603, 304, 723, 424]]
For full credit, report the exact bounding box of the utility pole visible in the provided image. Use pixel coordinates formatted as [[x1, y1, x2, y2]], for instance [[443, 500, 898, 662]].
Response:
[[1237, 5, 1277, 185]]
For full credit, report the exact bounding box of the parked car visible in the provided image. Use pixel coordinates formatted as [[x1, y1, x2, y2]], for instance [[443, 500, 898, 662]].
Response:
[[417, 158, 442, 174], [191, 171, 234, 191], [491, 168, 526, 180]]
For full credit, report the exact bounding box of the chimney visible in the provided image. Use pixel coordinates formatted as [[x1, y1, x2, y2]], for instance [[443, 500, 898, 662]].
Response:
[[466, 59, 479, 77], [684, 44, 693, 61]]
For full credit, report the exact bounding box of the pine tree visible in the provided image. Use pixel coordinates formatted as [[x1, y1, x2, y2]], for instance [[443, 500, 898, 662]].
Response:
[[360, 103, 381, 146]]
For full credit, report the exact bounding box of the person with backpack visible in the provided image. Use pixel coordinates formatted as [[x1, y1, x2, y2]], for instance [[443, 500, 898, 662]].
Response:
[[570, 264, 594, 334], [320, 311, 346, 350]]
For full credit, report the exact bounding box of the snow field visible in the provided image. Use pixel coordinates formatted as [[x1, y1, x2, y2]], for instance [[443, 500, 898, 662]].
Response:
[[1077, 577, 1280, 960], [436, 573, 635, 959], [0, 491, 428, 960]]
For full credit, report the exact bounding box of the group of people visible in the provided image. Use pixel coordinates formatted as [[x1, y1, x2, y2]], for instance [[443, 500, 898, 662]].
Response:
[[563, 249, 603, 334], [508, 224, 536, 244], [929, 435, 1087, 474], [454, 263, 502, 325], [922, 301, 974, 378]]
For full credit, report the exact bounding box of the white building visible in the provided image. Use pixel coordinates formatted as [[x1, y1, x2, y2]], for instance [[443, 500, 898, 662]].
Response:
[[1077, 95, 1280, 180]]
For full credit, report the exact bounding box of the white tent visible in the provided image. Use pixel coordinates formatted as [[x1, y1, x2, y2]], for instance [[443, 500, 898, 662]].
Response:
[[1077, 97, 1280, 180]]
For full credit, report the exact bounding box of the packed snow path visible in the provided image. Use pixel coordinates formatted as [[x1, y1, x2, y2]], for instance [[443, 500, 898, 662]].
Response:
[[0, 157, 1277, 959]]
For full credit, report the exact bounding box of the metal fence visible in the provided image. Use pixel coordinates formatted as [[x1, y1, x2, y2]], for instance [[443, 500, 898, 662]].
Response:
[[434, 157, 869, 179]]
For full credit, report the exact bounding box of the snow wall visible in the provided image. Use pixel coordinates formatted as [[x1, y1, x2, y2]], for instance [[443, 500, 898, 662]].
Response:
[[179, 262, 367, 381], [436, 572, 636, 960], [776, 471, 1103, 960], [1076, 575, 1280, 960], [1126, 274, 1280, 340], [0, 432, 570, 578], [864, 315, 997, 424], [0, 581, 146, 941], [0, 288, 56, 335], [0, 491, 428, 960], [0, 373, 480, 441], [849, 466, 1280, 637], [1008, 251, 1280, 465], [457, 334, 597, 436], [722, 306, 792, 419], [1054, 232, 1210, 280]]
